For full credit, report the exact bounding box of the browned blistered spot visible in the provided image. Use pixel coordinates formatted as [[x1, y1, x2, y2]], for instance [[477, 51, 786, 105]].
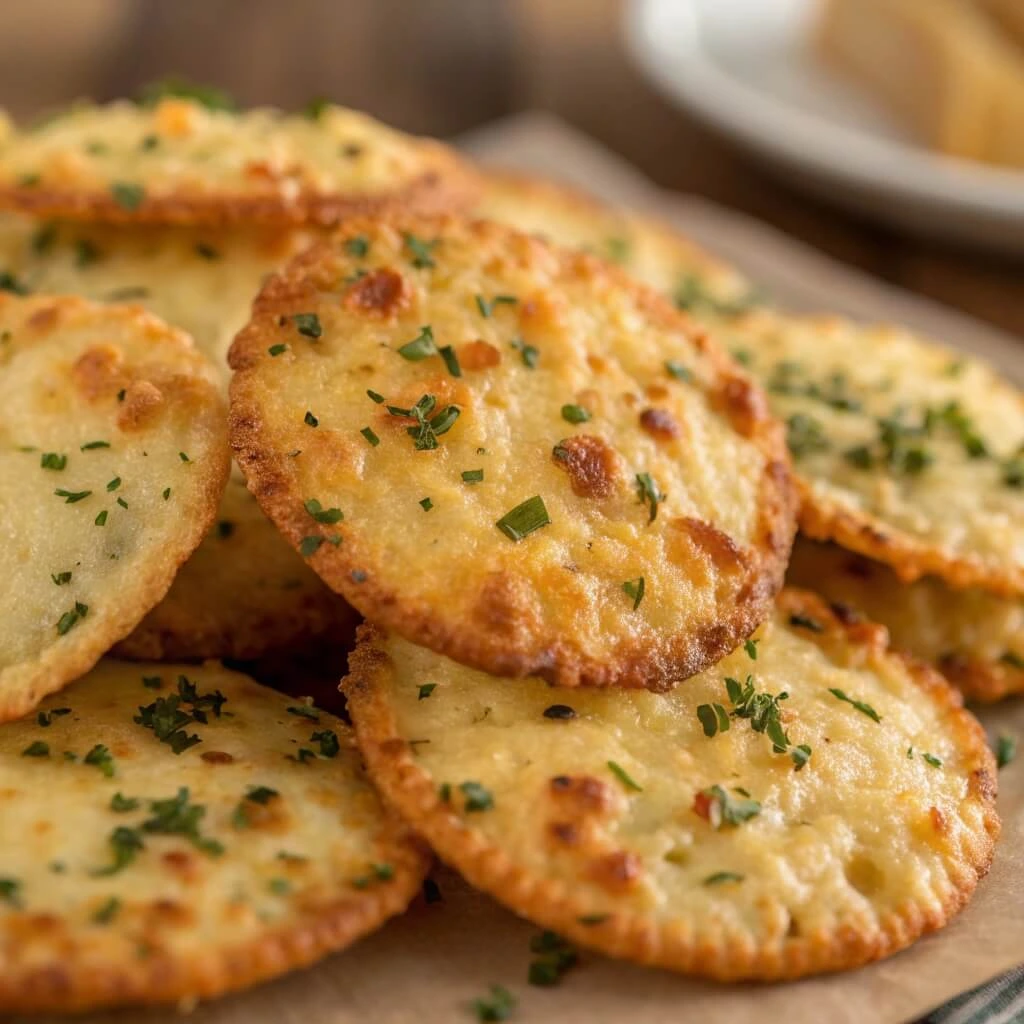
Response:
[[200, 750, 235, 764], [671, 516, 747, 574], [32, 820, 53, 836], [549, 774, 614, 814], [472, 571, 540, 642], [72, 344, 126, 400], [646, 384, 670, 401], [344, 267, 409, 318], [639, 407, 681, 440], [971, 767, 997, 803], [553, 435, 621, 499], [589, 850, 642, 890], [930, 806, 948, 834], [145, 899, 194, 928], [549, 821, 580, 845], [243, 159, 292, 183], [458, 339, 501, 371], [587, 354, 609, 374], [8, 913, 63, 939], [713, 374, 767, 437], [161, 850, 200, 882], [117, 379, 165, 431], [27, 304, 61, 332]]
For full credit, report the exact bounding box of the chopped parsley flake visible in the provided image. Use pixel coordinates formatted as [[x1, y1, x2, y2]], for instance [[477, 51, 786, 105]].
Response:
[[94, 510, 108, 526], [92, 826, 144, 876], [403, 233, 438, 269], [367, 389, 385, 404], [510, 337, 539, 368], [54, 488, 91, 503], [21, 740, 49, 758], [304, 410, 319, 427], [528, 931, 578, 987], [786, 413, 830, 458], [311, 729, 340, 757], [232, 785, 280, 827], [303, 498, 343, 524], [744, 638, 759, 660], [475, 294, 517, 318], [996, 734, 1017, 769], [561, 404, 591, 424], [418, 684, 437, 700], [828, 687, 881, 722], [344, 235, 369, 257], [665, 360, 692, 382], [419, 497, 433, 511], [398, 324, 437, 361], [80, 440, 110, 450], [84, 743, 115, 777], [290, 312, 322, 339], [462, 468, 484, 484], [92, 896, 121, 924], [110, 182, 145, 211], [387, 394, 460, 451], [496, 494, 550, 541], [703, 871, 744, 886], [607, 760, 642, 792], [268, 343, 287, 356], [50, 571, 72, 586], [56, 601, 89, 636], [459, 780, 494, 812], [789, 613, 824, 633], [134, 675, 226, 754], [110, 793, 140, 812], [696, 784, 761, 828], [922, 752, 943, 768], [287, 704, 320, 722], [0, 878, 23, 908], [472, 984, 516, 1022], [361, 426, 380, 446], [622, 576, 645, 610], [40, 452, 67, 471], [634, 472, 664, 523]]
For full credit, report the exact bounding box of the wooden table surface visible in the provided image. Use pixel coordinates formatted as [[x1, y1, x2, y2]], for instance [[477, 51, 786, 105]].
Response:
[[2, 0, 1020, 337]]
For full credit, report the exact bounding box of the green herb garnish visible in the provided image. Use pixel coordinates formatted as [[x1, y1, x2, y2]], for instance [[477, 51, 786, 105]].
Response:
[[496, 495, 550, 541]]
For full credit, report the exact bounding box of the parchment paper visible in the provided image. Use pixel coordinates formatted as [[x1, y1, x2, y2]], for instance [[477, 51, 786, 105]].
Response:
[[25, 114, 1023, 1024]]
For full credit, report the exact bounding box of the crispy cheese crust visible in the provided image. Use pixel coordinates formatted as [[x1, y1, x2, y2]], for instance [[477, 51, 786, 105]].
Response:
[[787, 538, 1024, 703], [0, 100, 478, 225], [229, 216, 797, 689], [0, 295, 228, 722], [475, 169, 755, 316], [0, 661, 428, 1012], [730, 310, 1024, 595], [345, 590, 998, 982]]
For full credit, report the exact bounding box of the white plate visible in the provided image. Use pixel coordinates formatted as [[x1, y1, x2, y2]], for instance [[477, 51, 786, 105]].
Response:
[[625, 0, 1024, 254]]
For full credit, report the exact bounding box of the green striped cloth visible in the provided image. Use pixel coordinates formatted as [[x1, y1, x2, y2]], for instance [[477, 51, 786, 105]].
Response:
[[924, 967, 1024, 1024]]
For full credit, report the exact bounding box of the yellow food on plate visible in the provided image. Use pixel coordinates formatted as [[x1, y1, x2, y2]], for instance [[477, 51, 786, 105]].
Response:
[[229, 216, 796, 689], [817, 0, 1024, 168], [729, 309, 1024, 595], [0, 294, 228, 722], [475, 169, 756, 316], [345, 590, 998, 981], [0, 96, 478, 225], [114, 474, 359, 662], [0, 661, 428, 1012], [787, 538, 1024, 703]]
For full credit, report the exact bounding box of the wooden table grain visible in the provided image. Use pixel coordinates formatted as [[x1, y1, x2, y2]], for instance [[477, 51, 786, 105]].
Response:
[[1, 0, 1020, 337]]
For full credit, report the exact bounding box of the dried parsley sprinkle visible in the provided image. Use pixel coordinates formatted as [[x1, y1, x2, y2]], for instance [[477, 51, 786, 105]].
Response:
[[232, 785, 279, 827], [744, 638, 759, 660], [110, 182, 145, 211], [510, 336, 539, 368], [439, 344, 461, 377], [403, 232, 438, 269], [162, 487, 171, 501], [388, 394, 461, 451], [398, 324, 438, 361], [92, 826, 144, 876], [634, 472, 664, 523], [179, 451, 191, 463], [418, 684, 437, 700], [367, 389, 385, 404], [291, 312, 322, 339], [459, 781, 494, 812], [55, 488, 91, 503], [134, 675, 226, 754], [94, 511, 108, 526], [0, 270, 28, 294], [698, 785, 761, 828], [311, 729, 340, 757], [996, 734, 1017, 769], [472, 984, 516, 1022], [922, 752, 943, 768], [0, 879, 23, 908], [665, 360, 692, 382], [304, 498, 343, 524], [528, 931, 578, 987], [287, 704, 320, 722], [80, 440, 110, 450], [268, 343, 287, 356], [607, 760, 642, 792], [475, 294, 517, 318], [561, 404, 591, 424], [22, 740, 49, 757], [40, 452, 66, 471], [462, 468, 484, 484], [116, 498, 128, 509], [361, 426, 380, 446], [496, 495, 550, 541], [352, 863, 394, 889], [344, 235, 369, 257], [786, 413, 830, 457], [56, 601, 89, 635], [304, 410, 319, 427], [419, 497, 433, 511], [92, 896, 121, 924], [50, 571, 72, 586], [110, 793, 139, 812], [84, 743, 115, 777], [622, 577, 645, 610], [703, 871, 744, 886], [828, 687, 881, 722], [105, 476, 119, 491]]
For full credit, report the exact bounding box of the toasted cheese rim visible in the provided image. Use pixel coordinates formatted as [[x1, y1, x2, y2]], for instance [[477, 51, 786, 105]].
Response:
[[343, 590, 999, 982], [0, 661, 429, 1013], [228, 215, 797, 690], [0, 295, 229, 722]]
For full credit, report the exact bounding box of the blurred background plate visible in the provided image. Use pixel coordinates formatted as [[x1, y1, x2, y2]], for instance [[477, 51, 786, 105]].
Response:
[[625, 0, 1024, 254]]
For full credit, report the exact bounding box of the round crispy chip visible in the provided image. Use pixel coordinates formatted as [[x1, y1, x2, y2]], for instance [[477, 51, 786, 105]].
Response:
[[0, 215, 355, 661], [0, 660, 428, 1013], [113, 474, 359, 661], [475, 169, 756, 316], [229, 216, 796, 689], [0, 98, 477, 226], [344, 590, 999, 982], [0, 213, 314, 383], [0, 294, 228, 722], [787, 538, 1024, 704], [729, 309, 1024, 595]]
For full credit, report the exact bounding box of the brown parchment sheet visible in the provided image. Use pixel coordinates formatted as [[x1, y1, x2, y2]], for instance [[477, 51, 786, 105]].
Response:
[[23, 114, 1023, 1024]]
